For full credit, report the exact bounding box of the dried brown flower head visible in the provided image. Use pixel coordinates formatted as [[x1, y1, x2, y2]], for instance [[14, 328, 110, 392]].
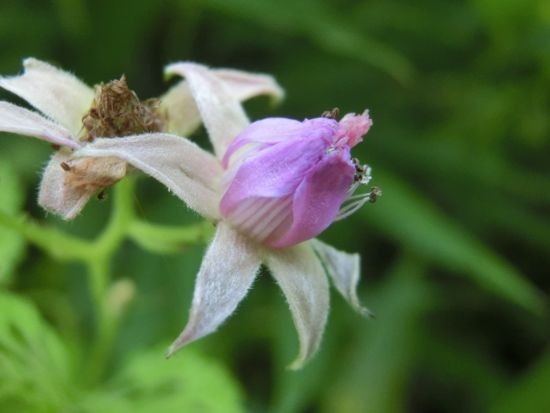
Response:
[[81, 75, 163, 141], [55, 76, 164, 202]]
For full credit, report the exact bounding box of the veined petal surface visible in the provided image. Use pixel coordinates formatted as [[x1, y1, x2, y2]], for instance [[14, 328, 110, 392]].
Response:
[[220, 136, 327, 210], [270, 150, 355, 248]]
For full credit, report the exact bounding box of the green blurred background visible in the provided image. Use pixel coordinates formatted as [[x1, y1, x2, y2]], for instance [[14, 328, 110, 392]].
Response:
[[0, 0, 549, 412]]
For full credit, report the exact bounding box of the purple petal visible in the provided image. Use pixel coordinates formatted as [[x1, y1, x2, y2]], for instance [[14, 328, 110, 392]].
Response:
[[167, 223, 262, 357], [222, 117, 338, 168], [222, 118, 304, 167], [220, 136, 328, 216], [269, 150, 355, 248]]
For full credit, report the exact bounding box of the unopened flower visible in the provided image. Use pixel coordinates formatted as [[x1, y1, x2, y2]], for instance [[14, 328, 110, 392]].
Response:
[[76, 63, 378, 368], [0, 58, 283, 218], [220, 112, 375, 248]]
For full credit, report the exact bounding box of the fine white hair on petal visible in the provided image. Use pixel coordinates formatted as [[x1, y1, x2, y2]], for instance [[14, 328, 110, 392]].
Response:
[[312, 239, 373, 317], [161, 69, 284, 137], [166, 223, 262, 357], [76, 133, 224, 221], [0, 58, 94, 136], [164, 62, 250, 159], [38, 150, 93, 219], [0, 101, 80, 149], [266, 242, 330, 370]]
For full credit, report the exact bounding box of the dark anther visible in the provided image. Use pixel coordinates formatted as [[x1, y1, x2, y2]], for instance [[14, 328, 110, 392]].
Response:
[[352, 158, 365, 182], [60, 162, 71, 171], [51, 144, 61, 150], [369, 186, 382, 203], [321, 107, 340, 119]]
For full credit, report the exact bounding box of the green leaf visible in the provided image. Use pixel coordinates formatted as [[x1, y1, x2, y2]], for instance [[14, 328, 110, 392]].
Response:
[[79, 348, 244, 413], [0, 160, 26, 285], [0, 292, 74, 412], [322, 257, 432, 413], [420, 333, 507, 407], [490, 351, 550, 413], [196, 0, 414, 83], [363, 170, 546, 315], [0, 291, 243, 412]]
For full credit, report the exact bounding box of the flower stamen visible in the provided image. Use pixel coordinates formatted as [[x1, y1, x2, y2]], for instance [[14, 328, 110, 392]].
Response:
[[321, 107, 340, 119], [335, 160, 381, 221]]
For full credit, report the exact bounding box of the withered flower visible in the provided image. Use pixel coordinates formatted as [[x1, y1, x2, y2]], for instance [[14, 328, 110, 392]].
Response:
[[0, 58, 283, 218]]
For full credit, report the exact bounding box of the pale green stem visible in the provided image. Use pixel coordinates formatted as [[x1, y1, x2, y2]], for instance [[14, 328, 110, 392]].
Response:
[[0, 211, 92, 261], [83, 178, 135, 385], [127, 219, 214, 254], [84, 257, 117, 386], [93, 178, 136, 257], [0, 176, 213, 386]]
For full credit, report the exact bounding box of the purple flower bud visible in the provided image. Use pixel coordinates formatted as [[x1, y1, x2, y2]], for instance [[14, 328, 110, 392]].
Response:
[[219, 111, 372, 248]]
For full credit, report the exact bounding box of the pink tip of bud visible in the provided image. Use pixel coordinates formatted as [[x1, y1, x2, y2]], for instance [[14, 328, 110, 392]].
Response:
[[336, 110, 372, 147]]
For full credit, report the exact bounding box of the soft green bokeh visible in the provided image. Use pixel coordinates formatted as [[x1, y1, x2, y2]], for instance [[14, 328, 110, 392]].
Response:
[[0, 0, 548, 412], [0, 161, 25, 284]]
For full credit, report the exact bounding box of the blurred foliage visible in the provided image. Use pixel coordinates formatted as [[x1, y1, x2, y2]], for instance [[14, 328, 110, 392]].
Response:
[[0, 161, 25, 284], [0, 0, 549, 412], [0, 292, 242, 412]]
